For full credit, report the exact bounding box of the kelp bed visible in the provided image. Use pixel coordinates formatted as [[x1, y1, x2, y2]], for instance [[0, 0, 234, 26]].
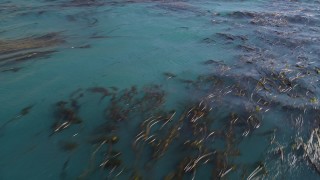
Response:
[[45, 63, 320, 179], [0, 32, 64, 72], [1, 0, 320, 179]]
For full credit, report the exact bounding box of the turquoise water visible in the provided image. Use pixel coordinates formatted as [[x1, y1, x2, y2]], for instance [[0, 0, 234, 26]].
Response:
[[1, 0, 320, 179]]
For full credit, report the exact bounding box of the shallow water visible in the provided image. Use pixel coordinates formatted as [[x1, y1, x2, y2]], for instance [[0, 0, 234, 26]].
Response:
[[1, 0, 320, 179]]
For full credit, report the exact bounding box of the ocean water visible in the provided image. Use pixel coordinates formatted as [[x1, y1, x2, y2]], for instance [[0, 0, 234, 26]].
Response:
[[1, 0, 320, 179]]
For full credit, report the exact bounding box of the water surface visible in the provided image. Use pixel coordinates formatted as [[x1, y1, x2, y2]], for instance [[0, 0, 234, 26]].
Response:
[[1, 0, 320, 179]]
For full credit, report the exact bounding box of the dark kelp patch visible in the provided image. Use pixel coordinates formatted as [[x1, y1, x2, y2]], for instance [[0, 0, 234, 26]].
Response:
[[0, 104, 35, 133], [0, 32, 64, 55], [50, 100, 83, 136], [0, 32, 64, 69]]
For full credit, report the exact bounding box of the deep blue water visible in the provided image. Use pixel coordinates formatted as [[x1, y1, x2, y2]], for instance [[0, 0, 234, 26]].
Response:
[[1, 0, 320, 179]]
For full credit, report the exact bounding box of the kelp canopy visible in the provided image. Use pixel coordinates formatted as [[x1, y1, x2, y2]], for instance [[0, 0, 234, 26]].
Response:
[[1, 0, 320, 179]]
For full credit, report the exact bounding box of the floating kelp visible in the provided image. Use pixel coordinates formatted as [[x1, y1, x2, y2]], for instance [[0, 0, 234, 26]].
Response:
[[48, 62, 320, 178], [59, 141, 79, 152], [88, 135, 119, 145], [250, 12, 289, 26], [105, 85, 165, 122], [216, 32, 247, 42], [0, 50, 57, 68], [246, 163, 267, 180], [163, 72, 177, 79], [154, 2, 200, 13], [1, 67, 22, 73], [200, 37, 216, 44], [73, 44, 91, 49], [227, 9, 319, 27], [50, 100, 83, 136], [87, 87, 111, 102], [62, 0, 106, 7], [202, 59, 223, 65], [0, 32, 64, 55], [2, 0, 319, 179], [236, 44, 257, 53], [228, 11, 256, 19], [0, 32, 64, 69], [60, 157, 70, 180], [0, 104, 35, 132]]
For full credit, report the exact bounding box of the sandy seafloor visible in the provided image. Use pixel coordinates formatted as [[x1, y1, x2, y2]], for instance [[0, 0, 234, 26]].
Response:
[[1, 0, 320, 179]]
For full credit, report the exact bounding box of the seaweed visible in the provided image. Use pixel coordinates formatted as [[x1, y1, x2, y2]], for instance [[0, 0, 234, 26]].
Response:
[[1, 67, 22, 73], [0, 50, 57, 68], [0, 32, 64, 69], [66, 0, 105, 7], [87, 87, 111, 102], [0, 32, 64, 55], [163, 72, 177, 79], [50, 100, 83, 136], [35, 3, 320, 177], [59, 141, 79, 152], [60, 157, 70, 180], [0, 104, 35, 132]]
